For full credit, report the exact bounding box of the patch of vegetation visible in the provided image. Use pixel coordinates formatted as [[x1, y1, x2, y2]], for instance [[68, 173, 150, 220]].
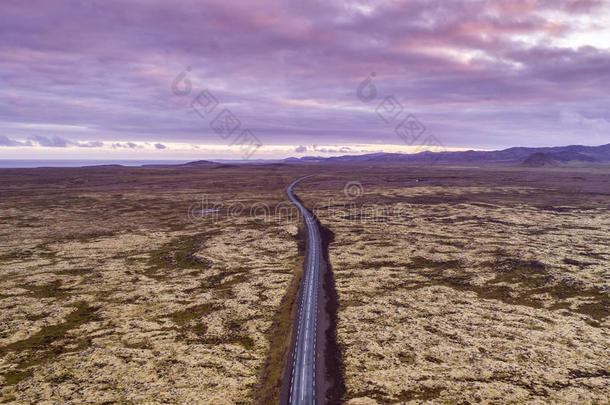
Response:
[[397, 386, 444, 402], [407, 256, 461, 271], [170, 303, 217, 337], [397, 351, 416, 365], [568, 368, 609, 379], [145, 232, 218, 279], [54, 267, 93, 276], [46, 371, 74, 384], [440, 239, 467, 248], [199, 269, 249, 289], [574, 300, 609, 324], [402, 257, 609, 324], [344, 388, 390, 403], [25, 312, 50, 322], [70, 230, 117, 243], [340, 298, 365, 308], [0, 272, 16, 284], [254, 254, 304, 405], [0, 302, 99, 386], [184, 268, 251, 299], [488, 259, 548, 288], [197, 329, 256, 350], [0, 393, 17, 403], [20, 280, 71, 299], [0, 249, 33, 262], [358, 259, 406, 268], [424, 355, 443, 364], [562, 257, 594, 267]]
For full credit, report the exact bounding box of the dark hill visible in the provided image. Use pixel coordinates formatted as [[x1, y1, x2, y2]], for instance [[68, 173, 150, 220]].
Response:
[[521, 152, 558, 167], [285, 143, 610, 165]]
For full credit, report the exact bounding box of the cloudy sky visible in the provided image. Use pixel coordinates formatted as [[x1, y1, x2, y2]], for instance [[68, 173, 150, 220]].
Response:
[[1, 0, 610, 160]]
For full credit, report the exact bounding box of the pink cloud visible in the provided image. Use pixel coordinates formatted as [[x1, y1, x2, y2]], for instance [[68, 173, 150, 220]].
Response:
[[0, 0, 608, 152]]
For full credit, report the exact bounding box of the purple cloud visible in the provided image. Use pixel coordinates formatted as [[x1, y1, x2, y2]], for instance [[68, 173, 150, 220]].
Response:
[[27, 135, 70, 148], [16, 135, 104, 148], [76, 140, 104, 148], [112, 142, 142, 149], [0, 0, 609, 154], [0, 135, 29, 147]]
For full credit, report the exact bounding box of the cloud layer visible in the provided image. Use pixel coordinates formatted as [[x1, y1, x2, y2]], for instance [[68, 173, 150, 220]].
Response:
[[1, 0, 609, 157]]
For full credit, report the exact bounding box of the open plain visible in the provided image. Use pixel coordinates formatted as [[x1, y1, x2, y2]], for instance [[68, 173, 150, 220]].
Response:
[[0, 164, 310, 404], [0, 163, 608, 404], [295, 165, 610, 404]]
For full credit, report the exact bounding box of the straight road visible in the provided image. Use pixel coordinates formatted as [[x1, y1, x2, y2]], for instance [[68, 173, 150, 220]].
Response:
[[286, 176, 321, 405]]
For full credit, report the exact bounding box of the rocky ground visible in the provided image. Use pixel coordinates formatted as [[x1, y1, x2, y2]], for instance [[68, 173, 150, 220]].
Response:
[[0, 165, 302, 404], [1, 164, 608, 404], [297, 168, 610, 404]]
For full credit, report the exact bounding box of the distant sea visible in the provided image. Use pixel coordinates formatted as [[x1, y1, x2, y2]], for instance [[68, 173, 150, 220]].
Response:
[[0, 160, 191, 168]]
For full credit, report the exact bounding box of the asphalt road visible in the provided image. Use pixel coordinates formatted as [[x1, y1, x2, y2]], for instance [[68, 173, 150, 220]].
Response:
[[287, 176, 320, 405]]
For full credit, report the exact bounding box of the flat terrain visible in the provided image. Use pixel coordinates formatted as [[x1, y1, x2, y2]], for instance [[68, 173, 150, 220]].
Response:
[[0, 164, 309, 404], [295, 165, 610, 404], [0, 163, 608, 404]]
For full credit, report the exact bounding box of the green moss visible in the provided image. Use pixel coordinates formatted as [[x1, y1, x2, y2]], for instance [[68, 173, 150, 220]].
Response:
[[488, 259, 548, 288], [3, 368, 32, 386], [46, 371, 74, 384], [170, 303, 220, 342], [563, 258, 594, 267], [0, 394, 17, 403], [70, 230, 116, 243], [54, 268, 93, 276], [20, 280, 70, 299], [255, 255, 304, 405], [344, 389, 388, 403], [170, 303, 216, 327], [397, 386, 444, 402], [0, 251, 21, 262], [576, 301, 609, 323], [407, 256, 461, 270], [199, 269, 249, 289], [357, 259, 404, 268], [397, 351, 416, 365], [0, 302, 98, 385], [424, 355, 443, 364], [198, 333, 256, 350], [145, 232, 219, 279], [541, 282, 608, 322], [25, 312, 50, 322]]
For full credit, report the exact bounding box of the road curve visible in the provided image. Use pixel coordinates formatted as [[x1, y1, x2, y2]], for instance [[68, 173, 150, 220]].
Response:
[[286, 175, 320, 405]]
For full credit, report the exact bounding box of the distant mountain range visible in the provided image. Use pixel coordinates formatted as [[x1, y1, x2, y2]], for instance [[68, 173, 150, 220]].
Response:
[[283, 143, 610, 166]]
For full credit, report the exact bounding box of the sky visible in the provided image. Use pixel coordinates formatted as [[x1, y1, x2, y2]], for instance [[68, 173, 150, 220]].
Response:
[[1, 0, 610, 160]]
